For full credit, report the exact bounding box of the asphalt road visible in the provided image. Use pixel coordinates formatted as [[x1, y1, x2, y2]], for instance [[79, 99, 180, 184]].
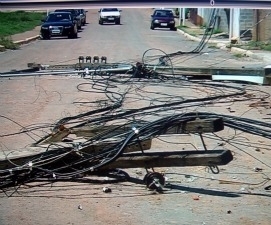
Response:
[[0, 9, 271, 225], [0, 8, 265, 73]]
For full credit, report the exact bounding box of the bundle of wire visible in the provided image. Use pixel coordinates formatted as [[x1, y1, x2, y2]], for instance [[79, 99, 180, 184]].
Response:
[[1, 73, 271, 190]]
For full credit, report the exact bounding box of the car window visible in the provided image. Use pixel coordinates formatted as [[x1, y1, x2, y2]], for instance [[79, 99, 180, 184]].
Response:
[[47, 13, 71, 22], [102, 8, 119, 12], [155, 10, 173, 17], [55, 9, 76, 15]]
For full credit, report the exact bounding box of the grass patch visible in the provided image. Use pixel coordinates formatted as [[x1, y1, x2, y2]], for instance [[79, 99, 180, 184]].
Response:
[[212, 29, 223, 34], [177, 25, 204, 36], [0, 36, 19, 50], [177, 25, 188, 29], [208, 45, 219, 49], [248, 41, 271, 51], [0, 11, 46, 37], [0, 11, 46, 49], [238, 41, 271, 51], [177, 25, 223, 37], [234, 53, 245, 58]]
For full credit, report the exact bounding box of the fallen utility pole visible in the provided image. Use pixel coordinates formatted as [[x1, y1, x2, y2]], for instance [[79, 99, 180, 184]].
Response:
[[32, 117, 224, 146], [0, 118, 225, 170], [0, 117, 233, 191], [99, 150, 233, 170], [152, 65, 271, 85], [2, 60, 270, 85]]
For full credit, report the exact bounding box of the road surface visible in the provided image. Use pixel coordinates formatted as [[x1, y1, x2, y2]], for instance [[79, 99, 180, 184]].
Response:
[[0, 8, 271, 225], [0, 8, 265, 73]]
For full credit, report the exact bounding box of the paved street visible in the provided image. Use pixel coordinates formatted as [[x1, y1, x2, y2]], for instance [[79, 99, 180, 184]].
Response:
[[0, 8, 271, 225], [0, 8, 266, 73]]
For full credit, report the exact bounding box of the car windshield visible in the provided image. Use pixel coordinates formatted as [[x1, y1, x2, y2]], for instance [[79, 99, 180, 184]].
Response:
[[46, 13, 71, 22], [154, 10, 174, 17], [102, 8, 119, 12], [55, 9, 78, 15]]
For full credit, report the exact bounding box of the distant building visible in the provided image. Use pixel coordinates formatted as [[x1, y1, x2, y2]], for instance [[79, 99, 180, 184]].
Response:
[[189, 8, 254, 40], [253, 9, 271, 42]]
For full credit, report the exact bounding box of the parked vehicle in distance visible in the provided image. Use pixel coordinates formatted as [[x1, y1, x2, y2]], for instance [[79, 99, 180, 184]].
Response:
[[151, 9, 177, 31], [55, 9, 82, 29], [40, 12, 78, 39], [78, 9, 87, 25], [98, 8, 121, 25]]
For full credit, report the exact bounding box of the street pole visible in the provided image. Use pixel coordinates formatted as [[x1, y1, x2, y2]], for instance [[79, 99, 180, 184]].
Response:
[[179, 7, 182, 26], [233, 8, 240, 40], [229, 8, 240, 42], [182, 8, 185, 26]]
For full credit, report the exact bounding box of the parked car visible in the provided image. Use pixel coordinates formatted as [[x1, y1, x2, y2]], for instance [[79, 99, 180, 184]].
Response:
[[55, 9, 82, 29], [40, 12, 78, 39], [78, 9, 87, 25], [150, 9, 177, 31], [98, 8, 121, 25]]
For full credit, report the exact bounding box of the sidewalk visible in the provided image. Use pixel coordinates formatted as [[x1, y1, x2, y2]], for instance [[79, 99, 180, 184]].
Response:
[[0, 26, 41, 51], [11, 26, 41, 43], [177, 19, 271, 63]]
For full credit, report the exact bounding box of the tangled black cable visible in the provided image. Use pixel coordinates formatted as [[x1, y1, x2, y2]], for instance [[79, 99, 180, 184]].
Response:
[[1, 45, 271, 192]]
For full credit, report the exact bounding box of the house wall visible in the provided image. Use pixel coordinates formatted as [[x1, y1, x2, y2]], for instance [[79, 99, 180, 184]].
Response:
[[201, 9, 228, 31], [239, 9, 254, 37], [190, 8, 201, 25], [253, 9, 271, 41], [199, 8, 253, 35]]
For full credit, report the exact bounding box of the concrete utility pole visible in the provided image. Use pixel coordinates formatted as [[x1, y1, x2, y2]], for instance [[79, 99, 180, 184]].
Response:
[[178, 8, 181, 26], [182, 8, 186, 26], [229, 8, 240, 42], [178, 8, 186, 26]]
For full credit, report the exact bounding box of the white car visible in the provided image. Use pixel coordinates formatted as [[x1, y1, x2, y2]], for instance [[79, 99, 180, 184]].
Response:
[[98, 8, 121, 25]]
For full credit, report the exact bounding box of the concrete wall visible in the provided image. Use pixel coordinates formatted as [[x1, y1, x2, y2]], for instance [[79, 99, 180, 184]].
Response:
[[199, 9, 228, 31], [239, 9, 254, 37], [240, 9, 254, 31], [199, 8, 253, 36]]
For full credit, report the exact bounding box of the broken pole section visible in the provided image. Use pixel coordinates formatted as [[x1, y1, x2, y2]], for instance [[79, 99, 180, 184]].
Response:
[[99, 150, 233, 170]]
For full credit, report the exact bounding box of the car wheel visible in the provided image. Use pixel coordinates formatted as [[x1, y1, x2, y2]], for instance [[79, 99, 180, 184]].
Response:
[[116, 19, 120, 25], [42, 34, 50, 40], [68, 32, 78, 39], [150, 24, 155, 30], [99, 19, 103, 25], [68, 27, 78, 39], [73, 31, 78, 38], [170, 27, 177, 31]]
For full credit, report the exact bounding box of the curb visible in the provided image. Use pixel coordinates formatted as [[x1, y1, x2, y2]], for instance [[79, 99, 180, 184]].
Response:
[[0, 35, 40, 52], [230, 46, 254, 56], [13, 35, 41, 45], [177, 29, 229, 45]]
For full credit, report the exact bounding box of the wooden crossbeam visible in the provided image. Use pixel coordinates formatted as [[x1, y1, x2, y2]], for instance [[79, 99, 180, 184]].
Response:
[[99, 149, 233, 170], [38, 118, 223, 144]]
